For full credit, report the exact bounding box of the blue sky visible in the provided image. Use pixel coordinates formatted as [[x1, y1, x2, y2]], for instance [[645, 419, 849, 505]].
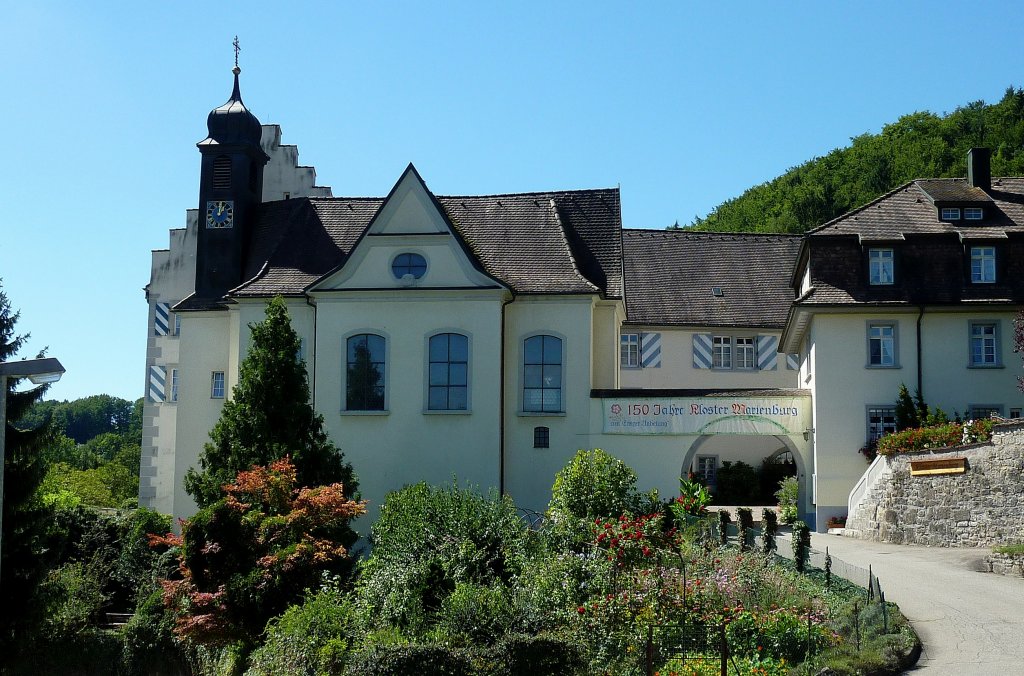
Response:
[[3, 1, 1024, 402]]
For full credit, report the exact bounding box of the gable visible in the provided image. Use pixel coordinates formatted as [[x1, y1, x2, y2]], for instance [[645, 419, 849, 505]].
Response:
[[310, 165, 503, 291]]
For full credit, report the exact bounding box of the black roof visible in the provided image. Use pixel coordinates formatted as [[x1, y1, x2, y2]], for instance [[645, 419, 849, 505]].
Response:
[[229, 188, 623, 298], [621, 229, 802, 328]]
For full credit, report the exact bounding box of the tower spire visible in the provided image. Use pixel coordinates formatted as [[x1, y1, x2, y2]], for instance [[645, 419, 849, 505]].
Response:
[[233, 35, 241, 74]]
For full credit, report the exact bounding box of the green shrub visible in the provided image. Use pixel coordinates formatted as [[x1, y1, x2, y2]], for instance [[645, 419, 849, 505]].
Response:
[[121, 587, 185, 676], [737, 507, 754, 552], [714, 460, 757, 505], [994, 543, 1024, 556], [775, 476, 799, 524], [344, 644, 474, 676], [438, 583, 519, 644], [727, 609, 837, 662], [761, 508, 778, 554], [357, 482, 535, 634], [718, 509, 732, 546], [491, 633, 586, 676], [245, 584, 355, 676], [548, 449, 641, 520], [792, 521, 811, 573]]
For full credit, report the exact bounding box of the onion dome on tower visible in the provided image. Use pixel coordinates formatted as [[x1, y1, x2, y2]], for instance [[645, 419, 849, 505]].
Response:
[[199, 65, 264, 147]]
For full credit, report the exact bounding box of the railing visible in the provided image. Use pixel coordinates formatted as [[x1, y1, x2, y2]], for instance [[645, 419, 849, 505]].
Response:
[[848, 453, 887, 517]]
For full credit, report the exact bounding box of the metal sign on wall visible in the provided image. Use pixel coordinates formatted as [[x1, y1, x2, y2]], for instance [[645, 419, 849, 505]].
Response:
[[602, 397, 811, 436]]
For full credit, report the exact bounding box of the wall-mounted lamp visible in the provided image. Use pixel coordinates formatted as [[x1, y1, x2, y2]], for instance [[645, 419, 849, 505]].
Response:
[[802, 427, 815, 441]]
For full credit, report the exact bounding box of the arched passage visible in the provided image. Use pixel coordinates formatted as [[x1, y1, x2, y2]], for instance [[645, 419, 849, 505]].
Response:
[[680, 434, 810, 513]]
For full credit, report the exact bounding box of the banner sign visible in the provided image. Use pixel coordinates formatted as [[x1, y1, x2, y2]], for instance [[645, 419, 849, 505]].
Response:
[[602, 397, 811, 436]]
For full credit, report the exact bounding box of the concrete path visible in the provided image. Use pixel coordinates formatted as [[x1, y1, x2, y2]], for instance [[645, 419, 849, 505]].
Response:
[[801, 533, 1024, 675]]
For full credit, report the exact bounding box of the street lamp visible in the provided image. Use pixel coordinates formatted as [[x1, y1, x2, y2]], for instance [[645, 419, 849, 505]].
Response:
[[0, 357, 65, 587]]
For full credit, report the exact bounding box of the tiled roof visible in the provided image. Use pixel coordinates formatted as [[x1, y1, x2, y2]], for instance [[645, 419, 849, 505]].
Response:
[[810, 179, 1024, 240], [800, 178, 1024, 307], [230, 188, 622, 297], [621, 230, 802, 328]]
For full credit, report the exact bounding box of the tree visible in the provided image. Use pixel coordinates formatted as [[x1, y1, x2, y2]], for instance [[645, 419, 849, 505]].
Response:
[[159, 458, 365, 645], [894, 383, 918, 431], [0, 281, 60, 649], [184, 296, 357, 508]]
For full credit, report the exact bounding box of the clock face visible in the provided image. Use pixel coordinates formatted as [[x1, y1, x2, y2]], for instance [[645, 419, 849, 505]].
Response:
[[206, 200, 234, 228]]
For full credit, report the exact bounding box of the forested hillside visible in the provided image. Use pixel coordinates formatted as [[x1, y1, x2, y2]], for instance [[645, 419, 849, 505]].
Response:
[[688, 86, 1024, 233]]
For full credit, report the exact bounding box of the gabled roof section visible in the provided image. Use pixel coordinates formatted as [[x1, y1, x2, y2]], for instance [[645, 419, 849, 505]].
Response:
[[916, 179, 993, 204], [228, 167, 623, 298], [622, 230, 802, 328]]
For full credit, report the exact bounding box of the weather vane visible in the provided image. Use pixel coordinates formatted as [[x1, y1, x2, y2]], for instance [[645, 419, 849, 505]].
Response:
[[233, 36, 241, 70]]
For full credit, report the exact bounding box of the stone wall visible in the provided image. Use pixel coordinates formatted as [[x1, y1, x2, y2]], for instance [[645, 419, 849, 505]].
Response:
[[846, 422, 1024, 547], [985, 552, 1024, 577]]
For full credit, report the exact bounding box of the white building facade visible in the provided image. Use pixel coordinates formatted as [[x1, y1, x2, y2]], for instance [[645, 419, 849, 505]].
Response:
[[141, 73, 1022, 532]]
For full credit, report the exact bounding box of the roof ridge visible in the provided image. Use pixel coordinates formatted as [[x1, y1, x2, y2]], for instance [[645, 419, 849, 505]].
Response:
[[623, 228, 803, 239], [807, 181, 915, 234], [436, 187, 618, 200]]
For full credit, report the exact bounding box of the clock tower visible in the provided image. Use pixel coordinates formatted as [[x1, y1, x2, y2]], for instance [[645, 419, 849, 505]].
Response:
[[193, 59, 269, 304]]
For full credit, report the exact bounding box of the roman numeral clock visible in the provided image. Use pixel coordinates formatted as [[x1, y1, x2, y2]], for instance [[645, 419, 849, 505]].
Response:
[[206, 200, 234, 228]]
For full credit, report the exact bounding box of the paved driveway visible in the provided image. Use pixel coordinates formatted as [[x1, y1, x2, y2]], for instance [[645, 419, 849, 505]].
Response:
[[804, 533, 1024, 675]]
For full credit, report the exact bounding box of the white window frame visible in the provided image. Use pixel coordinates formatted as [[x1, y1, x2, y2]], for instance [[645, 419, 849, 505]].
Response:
[[941, 207, 961, 220], [523, 334, 564, 414], [211, 371, 225, 399], [735, 336, 755, 370], [970, 246, 996, 283], [426, 332, 470, 412], [695, 455, 718, 485], [965, 207, 984, 221], [169, 368, 179, 403], [620, 333, 640, 368], [345, 333, 387, 411], [869, 248, 894, 285], [867, 322, 898, 368], [172, 313, 181, 336], [866, 406, 897, 443], [969, 321, 1000, 367], [712, 336, 732, 369]]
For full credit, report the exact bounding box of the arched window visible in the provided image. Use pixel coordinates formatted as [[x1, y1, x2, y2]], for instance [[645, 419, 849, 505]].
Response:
[[346, 334, 385, 410], [523, 335, 562, 412], [428, 333, 468, 410]]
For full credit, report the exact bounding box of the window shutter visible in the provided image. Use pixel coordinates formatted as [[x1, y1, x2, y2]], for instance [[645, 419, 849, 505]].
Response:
[[154, 302, 170, 336], [640, 332, 661, 368], [692, 334, 712, 369], [148, 365, 166, 402], [786, 354, 799, 370], [756, 335, 778, 370]]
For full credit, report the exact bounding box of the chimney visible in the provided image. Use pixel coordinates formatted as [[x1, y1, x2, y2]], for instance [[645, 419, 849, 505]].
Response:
[[968, 147, 991, 192]]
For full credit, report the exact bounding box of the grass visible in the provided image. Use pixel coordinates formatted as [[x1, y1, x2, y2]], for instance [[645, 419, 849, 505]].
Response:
[[993, 543, 1024, 556]]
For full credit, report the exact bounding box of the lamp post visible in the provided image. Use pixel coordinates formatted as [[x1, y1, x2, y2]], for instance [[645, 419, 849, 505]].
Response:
[[0, 357, 65, 587]]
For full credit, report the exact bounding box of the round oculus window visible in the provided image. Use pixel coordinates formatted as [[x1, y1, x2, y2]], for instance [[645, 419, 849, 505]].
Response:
[[391, 252, 427, 279]]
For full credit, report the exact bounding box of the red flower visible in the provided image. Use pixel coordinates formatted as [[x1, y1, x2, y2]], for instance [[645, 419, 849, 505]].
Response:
[[577, 606, 586, 614]]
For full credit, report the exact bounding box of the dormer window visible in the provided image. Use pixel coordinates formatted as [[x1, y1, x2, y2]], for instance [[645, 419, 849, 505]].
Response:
[[940, 207, 961, 221], [965, 207, 984, 221], [868, 248, 894, 285]]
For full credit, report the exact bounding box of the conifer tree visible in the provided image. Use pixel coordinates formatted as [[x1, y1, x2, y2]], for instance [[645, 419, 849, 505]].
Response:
[[0, 282, 58, 647], [894, 383, 918, 431], [184, 296, 357, 508]]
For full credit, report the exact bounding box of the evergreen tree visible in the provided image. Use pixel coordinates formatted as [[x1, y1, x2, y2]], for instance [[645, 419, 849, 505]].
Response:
[[894, 383, 918, 431], [184, 297, 357, 508], [0, 282, 59, 648]]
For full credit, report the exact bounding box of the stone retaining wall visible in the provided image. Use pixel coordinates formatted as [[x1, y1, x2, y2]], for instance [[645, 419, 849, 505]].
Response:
[[985, 552, 1024, 577], [846, 422, 1024, 547]]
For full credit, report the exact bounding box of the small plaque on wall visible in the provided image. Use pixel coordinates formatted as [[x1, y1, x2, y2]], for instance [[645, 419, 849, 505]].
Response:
[[910, 458, 967, 476]]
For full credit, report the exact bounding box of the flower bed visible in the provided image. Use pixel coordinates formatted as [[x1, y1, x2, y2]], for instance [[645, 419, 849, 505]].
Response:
[[876, 419, 994, 455]]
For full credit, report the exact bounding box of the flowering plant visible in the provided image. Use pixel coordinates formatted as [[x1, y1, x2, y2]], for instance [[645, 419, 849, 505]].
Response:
[[671, 477, 712, 520]]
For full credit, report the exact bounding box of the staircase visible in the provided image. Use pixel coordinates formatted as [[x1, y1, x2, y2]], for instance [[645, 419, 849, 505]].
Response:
[[845, 454, 892, 538]]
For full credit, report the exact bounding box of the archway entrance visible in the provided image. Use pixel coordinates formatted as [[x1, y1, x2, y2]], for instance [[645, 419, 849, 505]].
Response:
[[682, 434, 804, 506]]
